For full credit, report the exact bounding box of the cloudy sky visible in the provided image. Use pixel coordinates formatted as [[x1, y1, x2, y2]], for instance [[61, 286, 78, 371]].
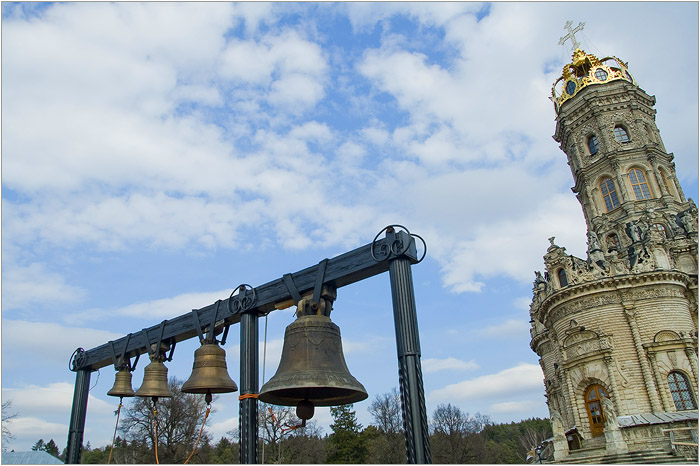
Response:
[[2, 1, 698, 453]]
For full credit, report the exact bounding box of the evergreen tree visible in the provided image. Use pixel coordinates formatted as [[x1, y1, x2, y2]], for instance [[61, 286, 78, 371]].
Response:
[[45, 439, 61, 458], [326, 404, 367, 464], [31, 438, 60, 458], [31, 439, 46, 451]]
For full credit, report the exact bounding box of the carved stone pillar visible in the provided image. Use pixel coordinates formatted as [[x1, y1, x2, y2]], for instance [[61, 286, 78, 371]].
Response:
[[561, 367, 583, 431], [623, 303, 663, 412], [647, 352, 673, 411], [611, 159, 631, 203], [684, 344, 699, 385], [603, 355, 625, 415]]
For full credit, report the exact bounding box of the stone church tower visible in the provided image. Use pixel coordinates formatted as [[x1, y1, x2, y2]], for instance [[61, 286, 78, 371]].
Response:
[[529, 26, 698, 462]]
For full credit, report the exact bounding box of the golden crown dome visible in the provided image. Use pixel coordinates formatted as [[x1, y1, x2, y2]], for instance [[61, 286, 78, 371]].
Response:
[[551, 48, 637, 113]]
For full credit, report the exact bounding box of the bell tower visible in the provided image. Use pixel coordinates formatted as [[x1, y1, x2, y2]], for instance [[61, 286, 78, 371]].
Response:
[[550, 29, 693, 255], [529, 23, 698, 463]]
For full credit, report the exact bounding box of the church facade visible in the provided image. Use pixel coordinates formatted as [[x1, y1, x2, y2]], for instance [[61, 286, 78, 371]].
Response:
[[529, 39, 698, 462]]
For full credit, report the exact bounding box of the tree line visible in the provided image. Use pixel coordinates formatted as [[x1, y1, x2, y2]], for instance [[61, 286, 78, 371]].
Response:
[[21, 379, 551, 463]]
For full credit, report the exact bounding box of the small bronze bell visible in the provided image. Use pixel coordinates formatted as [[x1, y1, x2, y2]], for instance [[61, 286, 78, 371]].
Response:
[[258, 285, 367, 420], [135, 354, 173, 399], [107, 367, 135, 398], [181, 342, 238, 395]]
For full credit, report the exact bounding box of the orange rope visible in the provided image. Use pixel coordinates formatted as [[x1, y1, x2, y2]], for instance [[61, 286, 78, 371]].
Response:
[[107, 400, 123, 464], [239, 393, 259, 400], [268, 406, 304, 434], [153, 402, 160, 464], [184, 405, 211, 464]]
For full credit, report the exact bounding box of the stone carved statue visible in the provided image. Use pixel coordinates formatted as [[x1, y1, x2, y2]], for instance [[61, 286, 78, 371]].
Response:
[[679, 210, 697, 234], [602, 397, 618, 429], [588, 231, 602, 251], [551, 409, 566, 437]]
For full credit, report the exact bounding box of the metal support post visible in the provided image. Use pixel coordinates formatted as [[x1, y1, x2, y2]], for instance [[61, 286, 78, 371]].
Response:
[[389, 254, 432, 464], [239, 310, 259, 464], [65, 368, 91, 464]]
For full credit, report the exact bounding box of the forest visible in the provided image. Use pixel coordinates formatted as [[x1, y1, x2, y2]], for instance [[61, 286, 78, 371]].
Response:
[[29, 379, 552, 464]]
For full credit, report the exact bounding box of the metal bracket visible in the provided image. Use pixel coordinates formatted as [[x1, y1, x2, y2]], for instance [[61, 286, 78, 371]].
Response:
[[371, 225, 426, 263], [190, 309, 206, 344], [108, 333, 132, 370], [311, 259, 328, 307], [141, 320, 171, 360], [207, 300, 222, 343], [229, 284, 257, 314], [69, 347, 86, 372], [283, 273, 303, 305]]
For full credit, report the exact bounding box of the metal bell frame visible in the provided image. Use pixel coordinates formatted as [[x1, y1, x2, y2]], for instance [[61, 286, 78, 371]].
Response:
[[66, 225, 431, 464]]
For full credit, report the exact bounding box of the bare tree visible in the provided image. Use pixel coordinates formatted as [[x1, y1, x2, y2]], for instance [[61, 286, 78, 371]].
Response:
[[367, 388, 405, 463], [2, 400, 18, 450], [368, 387, 402, 434], [259, 404, 304, 464], [430, 404, 490, 464], [119, 377, 212, 463]]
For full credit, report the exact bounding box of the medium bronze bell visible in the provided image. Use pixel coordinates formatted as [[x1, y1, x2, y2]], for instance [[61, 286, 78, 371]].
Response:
[[181, 342, 238, 395], [258, 286, 367, 419], [107, 367, 135, 398], [135, 354, 173, 399]]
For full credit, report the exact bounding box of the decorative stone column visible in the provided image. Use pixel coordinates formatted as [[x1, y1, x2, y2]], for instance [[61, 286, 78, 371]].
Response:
[[647, 352, 673, 411], [684, 344, 699, 385], [623, 303, 663, 412], [604, 355, 625, 414], [562, 367, 583, 432]]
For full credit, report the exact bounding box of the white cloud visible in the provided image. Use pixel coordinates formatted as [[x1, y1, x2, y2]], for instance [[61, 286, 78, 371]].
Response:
[[1, 320, 122, 370], [489, 400, 539, 414], [422, 357, 478, 373], [1, 262, 86, 310], [3, 383, 114, 418], [478, 319, 529, 338], [5, 416, 67, 441], [105, 289, 234, 320], [429, 363, 543, 402], [208, 415, 239, 440]]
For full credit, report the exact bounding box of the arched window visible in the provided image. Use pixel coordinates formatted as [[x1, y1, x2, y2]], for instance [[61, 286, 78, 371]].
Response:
[[652, 223, 667, 238], [668, 371, 697, 410], [600, 178, 620, 212], [588, 135, 599, 155], [607, 233, 621, 251], [614, 125, 630, 143], [557, 269, 568, 287], [629, 168, 652, 200]]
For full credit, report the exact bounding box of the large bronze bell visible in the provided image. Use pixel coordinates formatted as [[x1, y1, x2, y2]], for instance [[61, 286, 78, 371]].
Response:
[[135, 354, 173, 399], [107, 367, 135, 398], [181, 342, 238, 395], [258, 286, 367, 420]]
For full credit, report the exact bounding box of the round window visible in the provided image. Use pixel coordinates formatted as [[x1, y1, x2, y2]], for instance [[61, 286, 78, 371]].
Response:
[[566, 80, 576, 95]]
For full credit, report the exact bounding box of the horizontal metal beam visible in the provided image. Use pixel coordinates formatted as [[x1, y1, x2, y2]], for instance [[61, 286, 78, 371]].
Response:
[[73, 230, 419, 371]]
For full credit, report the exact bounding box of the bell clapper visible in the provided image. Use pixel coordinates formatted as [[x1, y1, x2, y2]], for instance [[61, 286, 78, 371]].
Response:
[[296, 399, 314, 422]]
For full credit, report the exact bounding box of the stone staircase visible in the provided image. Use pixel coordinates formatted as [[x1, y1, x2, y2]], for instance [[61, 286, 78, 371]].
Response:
[[541, 435, 697, 464], [558, 443, 694, 464]]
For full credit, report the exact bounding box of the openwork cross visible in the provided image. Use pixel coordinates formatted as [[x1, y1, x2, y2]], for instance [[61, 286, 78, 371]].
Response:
[[558, 20, 585, 51]]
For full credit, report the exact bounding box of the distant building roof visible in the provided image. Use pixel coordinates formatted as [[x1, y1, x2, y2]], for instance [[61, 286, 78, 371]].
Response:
[[2, 451, 64, 464]]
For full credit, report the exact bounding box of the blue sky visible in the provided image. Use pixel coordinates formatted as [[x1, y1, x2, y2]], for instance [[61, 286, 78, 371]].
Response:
[[2, 2, 698, 452]]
